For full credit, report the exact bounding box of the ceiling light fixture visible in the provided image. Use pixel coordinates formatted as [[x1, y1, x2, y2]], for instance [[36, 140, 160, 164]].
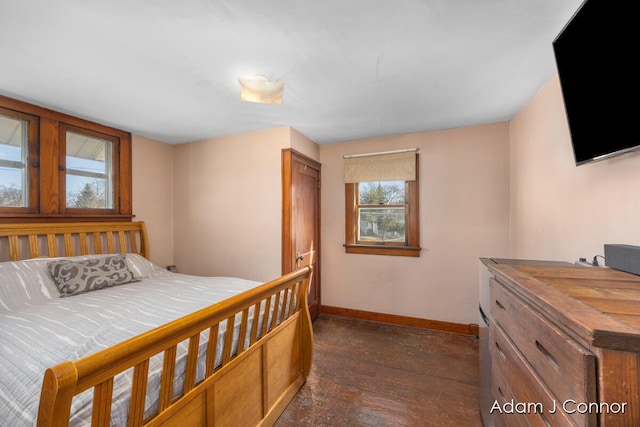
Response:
[[238, 76, 284, 105]]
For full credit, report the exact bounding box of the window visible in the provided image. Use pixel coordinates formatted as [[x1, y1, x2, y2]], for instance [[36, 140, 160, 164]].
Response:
[[357, 181, 406, 243], [0, 107, 38, 212], [344, 151, 420, 257], [62, 125, 118, 212], [0, 95, 132, 221]]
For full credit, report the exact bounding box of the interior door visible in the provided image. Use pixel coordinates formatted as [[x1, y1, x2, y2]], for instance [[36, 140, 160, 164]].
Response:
[[282, 149, 321, 320]]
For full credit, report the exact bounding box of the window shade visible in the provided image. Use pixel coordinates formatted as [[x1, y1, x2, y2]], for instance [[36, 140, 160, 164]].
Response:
[[344, 151, 416, 183]]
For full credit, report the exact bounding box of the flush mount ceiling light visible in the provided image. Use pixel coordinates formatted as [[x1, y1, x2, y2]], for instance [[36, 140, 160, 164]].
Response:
[[238, 76, 284, 104]]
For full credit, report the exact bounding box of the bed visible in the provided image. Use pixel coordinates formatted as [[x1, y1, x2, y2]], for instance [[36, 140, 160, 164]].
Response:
[[0, 221, 314, 427]]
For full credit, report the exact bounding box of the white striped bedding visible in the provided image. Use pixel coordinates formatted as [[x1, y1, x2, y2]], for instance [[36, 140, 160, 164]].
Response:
[[0, 254, 264, 426]]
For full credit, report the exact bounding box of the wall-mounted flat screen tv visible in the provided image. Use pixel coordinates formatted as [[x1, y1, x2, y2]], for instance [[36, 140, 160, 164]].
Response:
[[553, 0, 635, 165]]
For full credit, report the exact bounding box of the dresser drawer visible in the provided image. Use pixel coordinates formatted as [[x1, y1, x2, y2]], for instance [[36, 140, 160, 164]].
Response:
[[490, 278, 597, 426], [491, 364, 529, 427], [490, 323, 579, 426]]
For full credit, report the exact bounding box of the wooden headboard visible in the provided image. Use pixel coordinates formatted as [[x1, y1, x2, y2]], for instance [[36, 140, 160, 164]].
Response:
[[0, 221, 149, 262]]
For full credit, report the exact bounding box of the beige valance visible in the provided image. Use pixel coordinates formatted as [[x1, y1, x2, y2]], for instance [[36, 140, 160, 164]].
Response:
[[344, 150, 416, 183]]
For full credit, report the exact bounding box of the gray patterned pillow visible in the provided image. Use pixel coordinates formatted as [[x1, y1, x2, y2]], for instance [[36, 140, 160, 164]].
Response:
[[47, 255, 137, 297]]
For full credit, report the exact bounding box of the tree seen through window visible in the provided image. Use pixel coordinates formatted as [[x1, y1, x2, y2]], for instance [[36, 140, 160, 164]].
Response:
[[357, 181, 406, 243]]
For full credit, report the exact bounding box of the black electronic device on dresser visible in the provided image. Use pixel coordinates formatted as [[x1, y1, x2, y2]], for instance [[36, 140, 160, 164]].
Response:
[[478, 258, 572, 427], [604, 244, 640, 276]]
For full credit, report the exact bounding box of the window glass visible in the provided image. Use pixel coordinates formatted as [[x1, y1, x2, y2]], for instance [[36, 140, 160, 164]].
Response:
[[0, 114, 29, 207], [357, 181, 406, 243], [65, 131, 113, 209]]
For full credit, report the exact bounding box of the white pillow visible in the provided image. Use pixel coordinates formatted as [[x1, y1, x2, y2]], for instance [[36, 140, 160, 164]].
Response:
[[124, 253, 168, 279], [0, 257, 61, 309]]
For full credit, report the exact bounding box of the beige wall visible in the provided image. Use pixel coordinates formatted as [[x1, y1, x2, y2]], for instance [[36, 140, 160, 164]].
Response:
[[320, 124, 510, 325], [172, 126, 292, 282], [130, 72, 640, 328], [510, 75, 640, 262], [289, 127, 320, 160], [133, 126, 322, 284], [132, 135, 175, 268], [21, 72, 640, 328]]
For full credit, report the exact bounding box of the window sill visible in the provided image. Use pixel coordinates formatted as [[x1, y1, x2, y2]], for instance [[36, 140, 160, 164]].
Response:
[[0, 213, 134, 223], [344, 244, 421, 257]]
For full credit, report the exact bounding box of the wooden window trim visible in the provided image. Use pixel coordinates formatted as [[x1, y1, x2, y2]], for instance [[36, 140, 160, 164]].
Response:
[[344, 155, 420, 257], [0, 95, 132, 223]]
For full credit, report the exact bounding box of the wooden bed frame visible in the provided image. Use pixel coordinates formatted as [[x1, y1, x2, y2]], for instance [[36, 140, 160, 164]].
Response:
[[0, 221, 314, 427]]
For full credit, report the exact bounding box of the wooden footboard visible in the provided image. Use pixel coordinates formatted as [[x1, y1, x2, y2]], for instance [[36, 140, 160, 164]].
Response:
[[36, 266, 314, 427]]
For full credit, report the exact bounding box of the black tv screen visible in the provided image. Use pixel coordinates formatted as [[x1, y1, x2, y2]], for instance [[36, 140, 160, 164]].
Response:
[[553, 0, 635, 165]]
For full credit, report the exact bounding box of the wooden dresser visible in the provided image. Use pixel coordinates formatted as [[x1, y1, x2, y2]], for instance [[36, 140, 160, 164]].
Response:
[[486, 263, 640, 427]]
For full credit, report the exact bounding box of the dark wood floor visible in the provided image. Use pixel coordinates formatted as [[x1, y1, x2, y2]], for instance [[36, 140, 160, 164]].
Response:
[[275, 314, 482, 427]]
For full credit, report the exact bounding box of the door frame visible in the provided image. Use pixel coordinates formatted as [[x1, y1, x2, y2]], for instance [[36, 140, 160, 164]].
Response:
[[281, 149, 321, 318]]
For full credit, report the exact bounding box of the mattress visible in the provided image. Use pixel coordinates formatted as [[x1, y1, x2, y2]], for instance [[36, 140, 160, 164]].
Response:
[[0, 254, 265, 426]]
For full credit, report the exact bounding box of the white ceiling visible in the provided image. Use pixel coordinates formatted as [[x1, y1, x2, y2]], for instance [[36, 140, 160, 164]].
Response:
[[0, 0, 583, 145]]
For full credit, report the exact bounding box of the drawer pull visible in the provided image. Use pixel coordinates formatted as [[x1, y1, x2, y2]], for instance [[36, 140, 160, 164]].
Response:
[[495, 299, 506, 311], [494, 341, 506, 361], [535, 340, 559, 370]]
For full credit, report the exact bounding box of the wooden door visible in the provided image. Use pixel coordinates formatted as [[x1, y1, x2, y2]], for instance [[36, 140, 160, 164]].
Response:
[[282, 149, 321, 320]]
